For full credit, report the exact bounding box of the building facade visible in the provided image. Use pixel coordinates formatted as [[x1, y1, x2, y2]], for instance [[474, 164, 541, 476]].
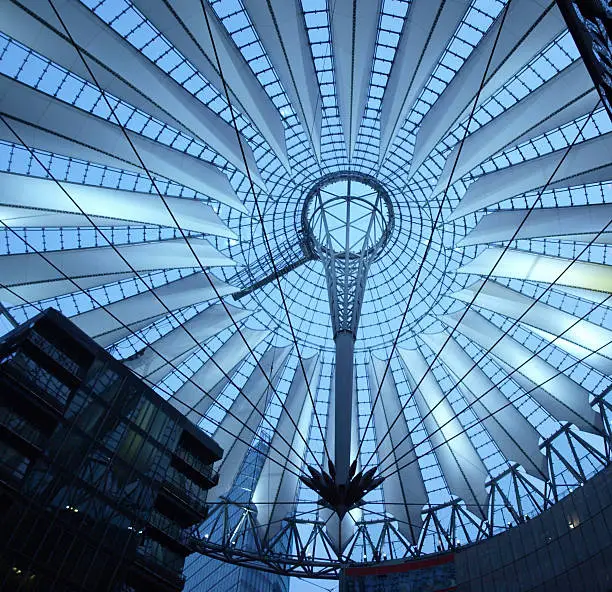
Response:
[[341, 460, 612, 592], [0, 309, 223, 592]]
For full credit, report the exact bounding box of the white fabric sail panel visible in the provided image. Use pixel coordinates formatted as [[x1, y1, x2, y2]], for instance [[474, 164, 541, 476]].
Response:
[[208, 345, 292, 500], [330, 0, 382, 158], [70, 272, 236, 342], [367, 355, 428, 541], [0, 75, 246, 213], [453, 280, 612, 364], [131, 0, 289, 170], [527, 325, 612, 376], [452, 280, 612, 370], [0, 273, 137, 305], [253, 354, 321, 542], [443, 309, 602, 432], [1, 0, 261, 182], [410, 0, 565, 176], [421, 330, 548, 479], [242, 0, 322, 159], [0, 205, 187, 232], [458, 247, 612, 293], [170, 326, 269, 420], [437, 61, 598, 192], [380, 0, 470, 161], [0, 238, 234, 290], [94, 317, 166, 349], [0, 172, 236, 238], [459, 203, 612, 247], [0, 205, 134, 229], [125, 302, 250, 379], [495, 354, 603, 434], [324, 508, 360, 556], [396, 348, 489, 518], [451, 132, 612, 220]]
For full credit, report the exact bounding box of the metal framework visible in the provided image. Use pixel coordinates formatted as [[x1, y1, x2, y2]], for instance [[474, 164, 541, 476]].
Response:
[[301, 171, 394, 484], [301, 172, 394, 338], [556, 0, 612, 118], [189, 392, 612, 578], [1, 0, 612, 583]]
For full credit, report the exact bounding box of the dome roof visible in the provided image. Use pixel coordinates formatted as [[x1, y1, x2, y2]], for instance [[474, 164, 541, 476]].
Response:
[[0, 0, 611, 577]]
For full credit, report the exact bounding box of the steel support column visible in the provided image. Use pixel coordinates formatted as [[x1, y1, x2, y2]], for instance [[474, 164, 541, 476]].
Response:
[[334, 331, 356, 484]]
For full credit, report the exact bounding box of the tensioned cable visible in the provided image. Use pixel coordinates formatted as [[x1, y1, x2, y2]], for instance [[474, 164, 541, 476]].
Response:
[[371, 97, 603, 474], [383, 314, 612, 483], [357, 0, 514, 463], [198, 499, 511, 506], [0, 229, 310, 484], [41, 0, 325, 472], [197, 0, 330, 460]]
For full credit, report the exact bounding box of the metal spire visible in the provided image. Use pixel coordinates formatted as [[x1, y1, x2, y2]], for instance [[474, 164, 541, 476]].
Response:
[[301, 172, 393, 488]]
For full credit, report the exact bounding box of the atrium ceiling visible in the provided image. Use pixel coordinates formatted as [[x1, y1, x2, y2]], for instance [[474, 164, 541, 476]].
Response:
[[0, 0, 611, 572]]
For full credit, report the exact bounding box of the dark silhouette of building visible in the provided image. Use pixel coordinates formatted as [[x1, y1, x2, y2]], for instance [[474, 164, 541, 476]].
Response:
[[0, 308, 223, 592]]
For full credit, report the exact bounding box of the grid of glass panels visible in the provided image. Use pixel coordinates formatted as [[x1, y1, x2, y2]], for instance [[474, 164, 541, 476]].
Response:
[[0, 0, 611, 573]]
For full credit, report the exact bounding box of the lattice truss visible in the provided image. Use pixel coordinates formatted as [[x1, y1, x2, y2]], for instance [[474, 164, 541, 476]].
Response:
[[1, 0, 612, 578]]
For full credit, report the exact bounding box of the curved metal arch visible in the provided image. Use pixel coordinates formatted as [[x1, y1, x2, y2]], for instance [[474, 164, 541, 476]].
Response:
[[191, 390, 612, 578]]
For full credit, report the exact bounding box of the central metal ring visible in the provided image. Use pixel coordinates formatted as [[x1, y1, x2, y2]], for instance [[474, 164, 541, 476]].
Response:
[[301, 172, 394, 261]]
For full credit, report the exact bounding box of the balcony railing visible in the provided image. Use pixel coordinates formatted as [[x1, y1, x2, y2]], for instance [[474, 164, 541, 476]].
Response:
[[162, 468, 209, 517], [0, 408, 45, 449], [174, 446, 218, 484], [147, 510, 189, 547], [2, 352, 71, 407], [27, 331, 83, 379], [134, 544, 185, 590]]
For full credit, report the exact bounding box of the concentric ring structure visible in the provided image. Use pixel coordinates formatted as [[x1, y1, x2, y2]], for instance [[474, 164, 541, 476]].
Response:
[[1, 0, 612, 581]]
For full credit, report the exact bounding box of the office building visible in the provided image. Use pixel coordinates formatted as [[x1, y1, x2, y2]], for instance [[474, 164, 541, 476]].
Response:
[[0, 309, 222, 591], [183, 438, 289, 592]]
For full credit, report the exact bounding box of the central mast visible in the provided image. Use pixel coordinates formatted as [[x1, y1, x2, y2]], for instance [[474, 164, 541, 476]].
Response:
[[300, 172, 393, 510]]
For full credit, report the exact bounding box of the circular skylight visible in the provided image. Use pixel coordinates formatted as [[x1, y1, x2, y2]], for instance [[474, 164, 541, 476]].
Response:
[[302, 172, 394, 259]]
